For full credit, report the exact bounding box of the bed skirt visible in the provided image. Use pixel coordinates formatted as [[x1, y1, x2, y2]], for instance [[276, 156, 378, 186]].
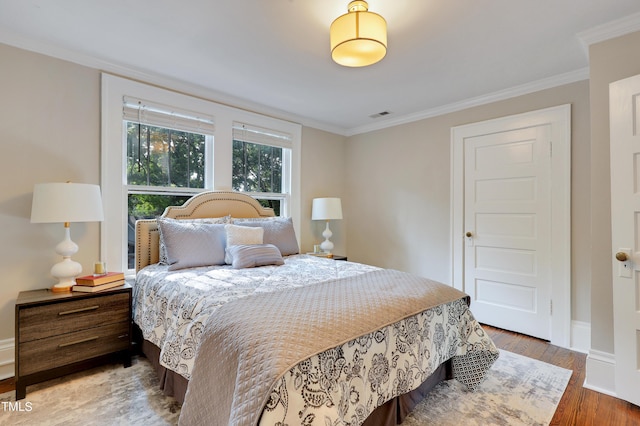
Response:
[[140, 337, 452, 425]]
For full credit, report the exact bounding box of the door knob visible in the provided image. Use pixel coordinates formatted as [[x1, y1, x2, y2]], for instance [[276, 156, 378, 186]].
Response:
[[465, 232, 473, 238], [615, 252, 629, 262]]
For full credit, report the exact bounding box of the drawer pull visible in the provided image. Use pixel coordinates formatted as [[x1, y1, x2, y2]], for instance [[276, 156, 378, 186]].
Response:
[[58, 336, 99, 348], [58, 305, 100, 316], [118, 334, 129, 339]]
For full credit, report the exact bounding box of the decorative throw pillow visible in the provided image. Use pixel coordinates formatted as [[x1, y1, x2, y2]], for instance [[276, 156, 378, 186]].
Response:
[[226, 244, 284, 269], [232, 217, 299, 256], [224, 224, 264, 264], [157, 218, 227, 271], [158, 216, 229, 264]]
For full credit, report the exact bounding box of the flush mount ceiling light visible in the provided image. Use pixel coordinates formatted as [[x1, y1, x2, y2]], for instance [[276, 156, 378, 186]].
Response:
[[330, 1, 387, 67]]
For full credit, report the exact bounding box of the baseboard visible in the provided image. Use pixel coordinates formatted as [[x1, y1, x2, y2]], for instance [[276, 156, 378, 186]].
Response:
[[0, 338, 14, 380], [569, 320, 590, 354], [584, 349, 617, 397]]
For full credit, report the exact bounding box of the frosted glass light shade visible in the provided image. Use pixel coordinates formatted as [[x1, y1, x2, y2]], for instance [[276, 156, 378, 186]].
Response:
[[330, 1, 387, 67]]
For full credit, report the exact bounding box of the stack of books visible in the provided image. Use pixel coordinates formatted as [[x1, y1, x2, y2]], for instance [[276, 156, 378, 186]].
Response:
[[73, 272, 125, 293]]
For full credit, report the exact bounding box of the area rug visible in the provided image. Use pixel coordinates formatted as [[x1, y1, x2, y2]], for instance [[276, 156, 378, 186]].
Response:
[[403, 350, 572, 425], [0, 350, 571, 426]]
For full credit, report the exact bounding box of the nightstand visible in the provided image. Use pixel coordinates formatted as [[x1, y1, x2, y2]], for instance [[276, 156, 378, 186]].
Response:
[[15, 284, 132, 400]]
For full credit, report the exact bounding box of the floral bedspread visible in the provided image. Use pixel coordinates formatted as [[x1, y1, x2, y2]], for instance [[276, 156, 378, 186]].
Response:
[[134, 256, 499, 426], [133, 255, 378, 379], [261, 297, 497, 425]]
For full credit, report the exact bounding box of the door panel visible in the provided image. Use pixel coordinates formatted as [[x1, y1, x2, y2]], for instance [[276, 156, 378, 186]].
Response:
[[475, 247, 537, 275], [475, 177, 537, 202], [464, 125, 551, 339], [475, 279, 537, 311], [476, 213, 537, 238]]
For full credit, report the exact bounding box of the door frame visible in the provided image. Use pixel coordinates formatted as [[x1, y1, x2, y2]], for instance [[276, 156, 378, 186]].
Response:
[[450, 104, 571, 348]]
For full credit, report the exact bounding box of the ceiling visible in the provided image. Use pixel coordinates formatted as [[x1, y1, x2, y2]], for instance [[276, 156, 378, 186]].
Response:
[[1, 1, 640, 135]]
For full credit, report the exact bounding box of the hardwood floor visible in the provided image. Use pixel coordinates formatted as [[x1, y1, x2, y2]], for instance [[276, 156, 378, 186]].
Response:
[[484, 325, 640, 426], [0, 327, 638, 424], [0, 376, 14, 394]]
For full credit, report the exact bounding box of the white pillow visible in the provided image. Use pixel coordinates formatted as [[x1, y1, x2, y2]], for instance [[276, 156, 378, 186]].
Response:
[[232, 217, 299, 256], [224, 224, 264, 264], [157, 218, 227, 271]]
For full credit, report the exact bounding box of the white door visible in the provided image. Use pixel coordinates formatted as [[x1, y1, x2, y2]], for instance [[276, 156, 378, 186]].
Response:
[[610, 74, 640, 406], [451, 105, 571, 347], [464, 125, 552, 340]]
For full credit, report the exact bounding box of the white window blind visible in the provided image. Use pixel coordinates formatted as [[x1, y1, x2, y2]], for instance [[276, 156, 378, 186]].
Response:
[[232, 122, 292, 149], [123, 96, 215, 135]]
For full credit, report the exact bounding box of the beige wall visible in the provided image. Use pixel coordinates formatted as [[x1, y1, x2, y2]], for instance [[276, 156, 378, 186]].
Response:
[[0, 43, 101, 339], [0, 43, 347, 343], [345, 81, 592, 323], [588, 31, 640, 353], [299, 127, 347, 255]]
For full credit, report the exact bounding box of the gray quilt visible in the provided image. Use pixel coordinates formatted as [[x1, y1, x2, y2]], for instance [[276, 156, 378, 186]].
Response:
[[178, 268, 499, 426]]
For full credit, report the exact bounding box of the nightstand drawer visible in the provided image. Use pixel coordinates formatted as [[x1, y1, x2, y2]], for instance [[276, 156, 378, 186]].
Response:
[[19, 321, 130, 376], [18, 292, 130, 343]]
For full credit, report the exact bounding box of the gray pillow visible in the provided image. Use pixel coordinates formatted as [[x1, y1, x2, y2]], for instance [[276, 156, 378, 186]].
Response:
[[158, 216, 229, 264], [157, 218, 226, 271], [225, 244, 284, 269], [232, 217, 299, 256]]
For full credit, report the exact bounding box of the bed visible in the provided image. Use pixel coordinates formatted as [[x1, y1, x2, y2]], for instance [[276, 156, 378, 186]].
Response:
[[132, 191, 499, 426]]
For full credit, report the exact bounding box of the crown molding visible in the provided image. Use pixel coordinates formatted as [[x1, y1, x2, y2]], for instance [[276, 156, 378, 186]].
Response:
[[346, 68, 589, 136], [0, 29, 348, 136], [577, 11, 640, 48], [0, 27, 594, 138]]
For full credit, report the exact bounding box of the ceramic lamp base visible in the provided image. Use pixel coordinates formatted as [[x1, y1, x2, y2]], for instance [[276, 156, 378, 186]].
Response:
[[51, 282, 75, 293]]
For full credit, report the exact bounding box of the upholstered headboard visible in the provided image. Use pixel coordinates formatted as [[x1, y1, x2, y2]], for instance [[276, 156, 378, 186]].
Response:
[[135, 191, 275, 272]]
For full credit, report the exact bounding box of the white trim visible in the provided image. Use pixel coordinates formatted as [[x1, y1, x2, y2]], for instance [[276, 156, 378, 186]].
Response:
[[577, 12, 640, 51], [584, 349, 617, 397], [570, 320, 591, 354], [0, 338, 15, 380], [0, 28, 344, 137], [347, 69, 588, 136], [0, 27, 589, 138], [101, 74, 301, 273], [450, 104, 572, 348], [6, 11, 638, 139]]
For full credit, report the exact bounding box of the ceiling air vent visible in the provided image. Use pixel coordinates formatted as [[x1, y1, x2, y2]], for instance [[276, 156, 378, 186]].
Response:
[[369, 111, 391, 119]]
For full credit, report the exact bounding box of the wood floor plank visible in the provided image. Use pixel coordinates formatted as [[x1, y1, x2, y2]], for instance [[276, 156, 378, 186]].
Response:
[[0, 376, 14, 394]]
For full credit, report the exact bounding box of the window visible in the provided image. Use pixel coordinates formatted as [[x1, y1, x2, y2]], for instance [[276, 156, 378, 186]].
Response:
[[101, 74, 301, 273], [232, 123, 293, 216], [123, 98, 214, 268]]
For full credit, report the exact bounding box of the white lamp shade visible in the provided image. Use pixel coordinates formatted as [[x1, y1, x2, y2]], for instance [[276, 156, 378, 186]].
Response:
[[31, 182, 104, 223], [312, 198, 343, 221]]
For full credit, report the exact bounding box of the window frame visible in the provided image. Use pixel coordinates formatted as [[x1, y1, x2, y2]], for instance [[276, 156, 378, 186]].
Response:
[[101, 74, 301, 274], [231, 121, 293, 216]]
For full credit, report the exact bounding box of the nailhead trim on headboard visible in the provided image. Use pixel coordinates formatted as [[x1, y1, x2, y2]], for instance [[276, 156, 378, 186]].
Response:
[[134, 191, 275, 272]]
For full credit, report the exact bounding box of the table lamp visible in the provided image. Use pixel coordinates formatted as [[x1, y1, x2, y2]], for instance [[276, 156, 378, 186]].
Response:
[[311, 197, 343, 255], [31, 182, 104, 292]]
